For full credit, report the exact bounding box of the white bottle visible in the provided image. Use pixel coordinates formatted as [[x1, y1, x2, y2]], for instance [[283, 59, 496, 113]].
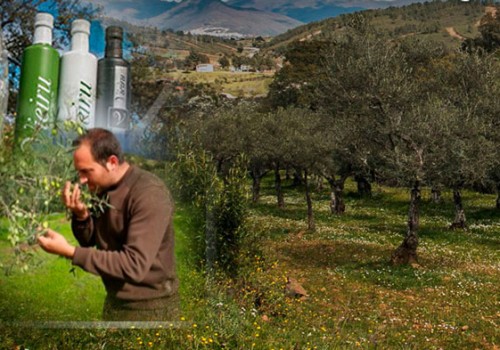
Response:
[[57, 19, 97, 128]]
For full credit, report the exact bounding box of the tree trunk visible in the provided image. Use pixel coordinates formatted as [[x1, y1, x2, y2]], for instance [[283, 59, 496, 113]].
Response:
[[315, 175, 324, 192], [431, 186, 442, 203], [292, 169, 303, 187], [327, 176, 346, 215], [355, 175, 372, 197], [251, 175, 261, 203], [391, 181, 420, 265], [304, 169, 315, 231], [274, 162, 285, 209], [496, 184, 500, 210], [250, 166, 267, 204], [450, 189, 466, 229]]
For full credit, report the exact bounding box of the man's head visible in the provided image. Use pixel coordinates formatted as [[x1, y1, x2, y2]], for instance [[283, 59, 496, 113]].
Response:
[[72, 128, 128, 193]]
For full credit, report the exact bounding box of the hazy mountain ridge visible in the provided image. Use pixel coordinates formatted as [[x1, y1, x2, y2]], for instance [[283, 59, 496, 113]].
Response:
[[112, 0, 491, 73], [227, 0, 364, 22], [264, 0, 488, 52], [141, 0, 304, 37]]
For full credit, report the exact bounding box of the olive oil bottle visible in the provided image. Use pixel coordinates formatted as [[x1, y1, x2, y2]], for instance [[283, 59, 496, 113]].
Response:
[[57, 19, 97, 129], [95, 26, 131, 147], [14, 12, 60, 146]]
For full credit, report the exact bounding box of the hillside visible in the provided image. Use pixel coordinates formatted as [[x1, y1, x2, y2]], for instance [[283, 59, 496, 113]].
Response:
[[128, 1, 492, 64], [117, 1, 492, 62], [142, 0, 303, 38], [264, 1, 487, 53], [123, 0, 494, 99]]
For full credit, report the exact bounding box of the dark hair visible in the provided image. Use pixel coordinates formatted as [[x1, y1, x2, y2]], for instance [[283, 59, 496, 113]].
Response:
[[73, 128, 124, 166]]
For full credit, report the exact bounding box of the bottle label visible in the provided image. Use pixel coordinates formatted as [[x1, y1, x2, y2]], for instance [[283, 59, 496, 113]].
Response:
[[34, 75, 53, 126], [78, 80, 93, 123], [107, 66, 129, 129]]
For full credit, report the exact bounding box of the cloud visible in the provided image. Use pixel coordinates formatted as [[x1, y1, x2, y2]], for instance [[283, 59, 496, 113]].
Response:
[[107, 7, 139, 19]]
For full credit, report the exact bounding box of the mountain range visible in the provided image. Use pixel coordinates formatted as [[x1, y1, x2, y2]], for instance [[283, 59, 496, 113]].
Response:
[[140, 0, 304, 37], [227, 0, 365, 22], [92, 0, 400, 37]]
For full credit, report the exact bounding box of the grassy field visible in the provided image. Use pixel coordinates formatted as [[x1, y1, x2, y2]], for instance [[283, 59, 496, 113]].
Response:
[[163, 70, 274, 98], [0, 177, 498, 349]]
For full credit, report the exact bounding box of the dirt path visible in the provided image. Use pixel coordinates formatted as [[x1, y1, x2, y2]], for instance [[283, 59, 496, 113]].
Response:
[[484, 5, 497, 18], [475, 5, 498, 26], [445, 26, 465, 40], [448, 5, 498, 40]]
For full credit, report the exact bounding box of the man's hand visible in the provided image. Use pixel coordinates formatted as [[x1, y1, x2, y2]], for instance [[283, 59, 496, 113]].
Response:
[[37, 229, 76, 259], [62, 181, 89, 220]]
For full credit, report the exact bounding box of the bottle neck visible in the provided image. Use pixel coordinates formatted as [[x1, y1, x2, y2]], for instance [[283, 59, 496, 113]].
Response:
[[105, 39, 123, 58], [33, 26, 52, 45], [71, 32, 89, 52]]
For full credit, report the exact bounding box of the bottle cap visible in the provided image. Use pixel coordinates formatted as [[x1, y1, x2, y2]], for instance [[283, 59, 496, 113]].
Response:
[[71, 19, 90, 35], [106, 26, 123, 41], [33, 12, 54, 44], [104, 26, 124, 58], [35, 12, 54, 29]]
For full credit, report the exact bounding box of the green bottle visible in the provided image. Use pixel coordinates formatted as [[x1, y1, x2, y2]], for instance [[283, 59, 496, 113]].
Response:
[[14, 12, 60, 146]]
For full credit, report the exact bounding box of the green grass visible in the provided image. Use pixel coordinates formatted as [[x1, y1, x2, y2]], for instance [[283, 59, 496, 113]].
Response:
[[0, 178, 499, 349], [0, 214, 104, 321], [163, 70, 274, 97]]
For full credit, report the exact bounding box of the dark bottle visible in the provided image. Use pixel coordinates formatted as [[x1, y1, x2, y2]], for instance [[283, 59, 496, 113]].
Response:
[[95, 26, 131, 139]]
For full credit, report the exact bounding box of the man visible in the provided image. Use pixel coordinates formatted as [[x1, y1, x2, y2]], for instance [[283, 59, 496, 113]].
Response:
[[37, 128, 179, 321]]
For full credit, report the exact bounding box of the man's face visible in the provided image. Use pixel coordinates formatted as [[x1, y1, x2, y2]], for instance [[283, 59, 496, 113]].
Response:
[[73, 142, 113, 193]]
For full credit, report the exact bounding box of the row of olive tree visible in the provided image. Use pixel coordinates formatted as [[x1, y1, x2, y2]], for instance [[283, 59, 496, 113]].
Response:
[[172, 14, 500, 266], [265, 16, 500, 264]]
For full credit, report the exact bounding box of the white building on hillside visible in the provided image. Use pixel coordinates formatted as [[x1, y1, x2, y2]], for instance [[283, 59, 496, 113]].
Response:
[[196, 63, 214, 72]]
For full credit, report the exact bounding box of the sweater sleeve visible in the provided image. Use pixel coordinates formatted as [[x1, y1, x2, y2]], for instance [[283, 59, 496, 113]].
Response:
[[72, 182, 173, 284], [71, 215, 96, 247]]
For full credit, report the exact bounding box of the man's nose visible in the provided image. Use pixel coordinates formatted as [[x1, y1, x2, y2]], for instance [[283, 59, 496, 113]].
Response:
[[79, 175, 88, 185]]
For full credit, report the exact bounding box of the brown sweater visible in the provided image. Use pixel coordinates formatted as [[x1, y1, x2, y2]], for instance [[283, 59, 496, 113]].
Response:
[[71, 166, 178, 301]]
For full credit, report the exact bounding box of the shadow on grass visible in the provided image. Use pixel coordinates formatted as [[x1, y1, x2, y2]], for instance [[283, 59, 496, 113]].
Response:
[[275, 240, 443, 290], [467, 207, 500, 221]]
